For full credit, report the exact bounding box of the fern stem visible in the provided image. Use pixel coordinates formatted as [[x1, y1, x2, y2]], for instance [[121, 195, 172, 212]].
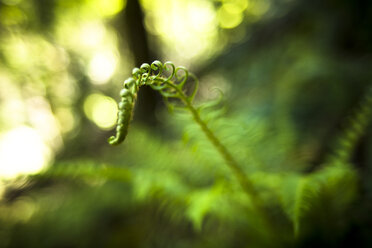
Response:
[[170, 83, 264, 209], [187, 98, 256, 194], [155, 76, 274, 233], [181, 96, 278, 237]]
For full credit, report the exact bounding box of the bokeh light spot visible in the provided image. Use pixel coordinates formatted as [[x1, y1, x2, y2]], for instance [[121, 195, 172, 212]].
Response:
[[79, 21, 106, 48], [0, 126, 51, 179], [55, 107, 76, 134], [218, 3, 244, 29], [93, 0, 126, 17], [141, 0, 218, 62], [248, 0, 271, 16], [188, 1, 216, 33], [84, 94, 118, 130], [88, 51, 117, 84]]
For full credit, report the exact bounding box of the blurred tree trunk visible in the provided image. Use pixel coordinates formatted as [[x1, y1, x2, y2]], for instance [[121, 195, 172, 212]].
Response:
[[115, 0, 160, 126]]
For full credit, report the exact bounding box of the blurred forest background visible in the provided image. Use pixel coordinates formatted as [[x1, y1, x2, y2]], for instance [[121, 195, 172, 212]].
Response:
[[0, 0, 372, 247]]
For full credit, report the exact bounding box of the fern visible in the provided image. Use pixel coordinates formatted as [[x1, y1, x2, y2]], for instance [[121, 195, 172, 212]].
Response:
[[329, 86, 372, 163], [35, 161, 132, 183], [105, 61, 285, 236], [107, 61, 372, 239], [108, 61, 261, 200], [284, 85, 372, 237]]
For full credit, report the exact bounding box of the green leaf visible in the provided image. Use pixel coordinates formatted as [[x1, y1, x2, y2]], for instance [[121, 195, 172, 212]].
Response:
[[279, 163, 357, 237], [186, 183, 224, 231]]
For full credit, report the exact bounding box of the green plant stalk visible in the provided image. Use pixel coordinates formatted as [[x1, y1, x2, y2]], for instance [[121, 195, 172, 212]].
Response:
[[165, 81, 271, 225], [173, 83, 257, 196]]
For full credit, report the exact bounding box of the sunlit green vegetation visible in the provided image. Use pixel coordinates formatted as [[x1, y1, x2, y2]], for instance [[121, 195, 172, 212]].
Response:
[[0, 0, 372, 247]]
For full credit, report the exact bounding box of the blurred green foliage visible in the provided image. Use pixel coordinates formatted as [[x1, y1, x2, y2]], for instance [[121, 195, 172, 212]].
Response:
[[0, 0, 372, 247]]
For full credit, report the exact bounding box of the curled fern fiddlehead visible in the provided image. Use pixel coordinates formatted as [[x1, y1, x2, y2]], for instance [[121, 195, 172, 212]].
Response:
[[108, 60, 198, 145], [107, 77, 138, 145]]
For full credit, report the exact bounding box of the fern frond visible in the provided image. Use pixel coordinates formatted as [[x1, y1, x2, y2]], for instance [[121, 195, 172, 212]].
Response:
[[35, 161, 131, 183], [280, 163, 357, 237], [285, 85, 372, 237], [291, 176, 319, 236], [329, 86, 372, 163], [108, 61, 271, 231], [108, 61, 248, 191]]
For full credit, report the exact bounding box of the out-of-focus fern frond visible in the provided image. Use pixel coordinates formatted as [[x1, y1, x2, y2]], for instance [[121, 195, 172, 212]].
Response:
[[186, 181, 226, 231], [279, 86, 372, 237], [329, 86, 372, 163], [35, 161, 132, 183], [280, 163, 357, 237]]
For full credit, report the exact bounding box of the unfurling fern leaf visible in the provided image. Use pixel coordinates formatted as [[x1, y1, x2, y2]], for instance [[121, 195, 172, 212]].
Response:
[[108, 61, 249, 191], [108, 61, 270, 231], [108, 61, 199, 145], [108, 78, 137, 145]]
